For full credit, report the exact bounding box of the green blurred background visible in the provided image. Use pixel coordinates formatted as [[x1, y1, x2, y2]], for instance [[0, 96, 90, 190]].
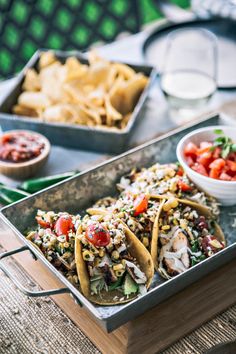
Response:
[[0, 0, 190, 78]]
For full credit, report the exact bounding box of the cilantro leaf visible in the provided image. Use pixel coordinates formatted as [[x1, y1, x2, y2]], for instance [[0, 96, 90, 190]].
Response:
[[222, 145, 230, 159], [231, 144, 236, 152], [212, 129, 235, 159], [214, 129, 223, 135]]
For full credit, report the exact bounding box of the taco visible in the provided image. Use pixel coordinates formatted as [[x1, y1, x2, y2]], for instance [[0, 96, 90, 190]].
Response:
[[116, 163, 219, 216], [87, 192, 162, 250], [150, 198, 226, 279], [75, 213, 154, 305], [26, 210, 80, 285]]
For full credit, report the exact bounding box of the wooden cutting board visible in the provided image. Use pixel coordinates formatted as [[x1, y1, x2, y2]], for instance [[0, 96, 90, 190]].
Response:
[[0, 220, 236, 354]]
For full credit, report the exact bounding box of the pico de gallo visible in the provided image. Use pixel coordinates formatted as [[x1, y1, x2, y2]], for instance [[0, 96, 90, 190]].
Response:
[[0, 131, 45, 163], [184, 130, 236, 181]]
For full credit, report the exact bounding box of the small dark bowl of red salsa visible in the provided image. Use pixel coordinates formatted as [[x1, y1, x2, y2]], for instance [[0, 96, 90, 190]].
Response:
[[0, 130, 50, 179]]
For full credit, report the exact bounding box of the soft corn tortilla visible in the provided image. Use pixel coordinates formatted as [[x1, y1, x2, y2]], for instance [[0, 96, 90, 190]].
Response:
[[75, 219, 154, 305], [86, 207, 109, 216], [150, 197, 226, 275], [150, 199, 166, 270], [26, 236, 44, 256], [149, 194, 213, 218]]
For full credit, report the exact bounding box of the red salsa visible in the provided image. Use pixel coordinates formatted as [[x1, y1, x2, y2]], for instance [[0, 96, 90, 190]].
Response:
[[0, 131, 45, 163], [184, 137, 236, 181]]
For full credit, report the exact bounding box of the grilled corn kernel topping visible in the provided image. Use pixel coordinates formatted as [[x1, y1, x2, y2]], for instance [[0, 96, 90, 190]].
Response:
[[162, 225, 170, 231], [82, 250, 94, 262], [115, 269, 125, 277], [142, 237, 149, 248], [111, 250, 120, 260], [98, 249, 105, 258], [113, 263, 124, 271]]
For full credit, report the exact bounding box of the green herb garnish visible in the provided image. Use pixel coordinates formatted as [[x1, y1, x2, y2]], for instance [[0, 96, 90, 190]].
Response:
[[210, 129, 236, 159], [108, 274, 125, 291]]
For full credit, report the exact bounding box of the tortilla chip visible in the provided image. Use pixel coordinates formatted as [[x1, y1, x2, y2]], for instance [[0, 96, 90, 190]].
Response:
[[14, 50, 149, 129], [39, 51, 57, 69], [13, 104, 38, 118], [18, 91, 51, 110], [23, 69, 41, 91], [110, 74, 148, 115], [113, 63, 136, 80], [64, 57, 88, 82], [104, 95, 122, 126]]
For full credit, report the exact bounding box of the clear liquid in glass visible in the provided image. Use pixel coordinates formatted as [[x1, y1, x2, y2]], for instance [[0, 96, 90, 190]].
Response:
[[161, 70, 216, 124]]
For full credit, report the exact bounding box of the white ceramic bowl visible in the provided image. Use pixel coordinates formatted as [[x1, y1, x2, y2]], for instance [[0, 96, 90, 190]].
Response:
[[176, 126, 236, 206]]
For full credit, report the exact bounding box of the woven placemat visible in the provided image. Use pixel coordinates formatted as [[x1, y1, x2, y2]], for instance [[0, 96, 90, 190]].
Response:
[[0, 244, 235, 354]]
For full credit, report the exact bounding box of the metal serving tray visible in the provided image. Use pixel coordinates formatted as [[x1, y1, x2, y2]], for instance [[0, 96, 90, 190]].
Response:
[[0, 49, 156, 154], [1, 113, 236, 332]]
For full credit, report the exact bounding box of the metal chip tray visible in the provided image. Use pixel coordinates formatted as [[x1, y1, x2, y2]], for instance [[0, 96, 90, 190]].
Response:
[[1, 113, 236, 332]]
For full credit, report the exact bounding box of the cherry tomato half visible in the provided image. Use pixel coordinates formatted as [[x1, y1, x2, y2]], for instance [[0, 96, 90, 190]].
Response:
[[54, 215, 74, 240], [133, 194, 149, 216], [85, 223, 110, 247]]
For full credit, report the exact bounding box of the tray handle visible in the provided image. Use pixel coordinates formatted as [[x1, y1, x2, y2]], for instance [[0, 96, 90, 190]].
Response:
[[0, 245, 70, 297]]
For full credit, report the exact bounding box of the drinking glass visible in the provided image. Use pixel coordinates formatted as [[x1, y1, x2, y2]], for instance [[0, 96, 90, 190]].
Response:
[[160, 28, 218, 124]]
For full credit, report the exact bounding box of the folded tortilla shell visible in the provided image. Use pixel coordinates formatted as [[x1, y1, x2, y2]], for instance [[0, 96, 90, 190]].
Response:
[[150, 198, 226, 275], [75, 219, 154, 305]]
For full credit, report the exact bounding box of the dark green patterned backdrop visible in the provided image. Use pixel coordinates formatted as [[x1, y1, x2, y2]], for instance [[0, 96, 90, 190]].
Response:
[[0, 0, 189, 78]]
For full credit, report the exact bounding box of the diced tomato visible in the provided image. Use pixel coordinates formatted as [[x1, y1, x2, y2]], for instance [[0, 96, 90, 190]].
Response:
[[209, 158, 226, 170], [219, 172, 232, 181], [197, 151, 212, 168], [133, 194, 149, 216], [36, 216, 50, 228], [227, 152, 236, 161], [227, 160, 236, 172], [184, 142, 198, 158], [184, 139, 236, 181], [196, 141, 212, 155], [192, 163, 208, 176], [176, 166, 184, 176], [54, 215, 74, 240], [200, 141, 212, 149], [212, 147, 221, 159], [209, 168, 220, 179], [177, 180, 192, 191], [185, 155, 195, 167], [85, 224, 110, 247]]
